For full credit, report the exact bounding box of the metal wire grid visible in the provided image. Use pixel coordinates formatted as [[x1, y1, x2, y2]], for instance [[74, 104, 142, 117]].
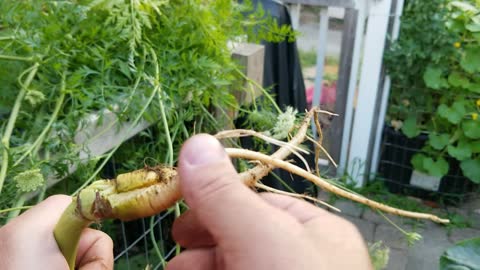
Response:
[[112, 210, 177, 270], [376, 126, 478, 204]]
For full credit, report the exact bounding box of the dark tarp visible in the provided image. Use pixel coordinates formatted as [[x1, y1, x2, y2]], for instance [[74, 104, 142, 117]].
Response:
[[255, 0, 308, 111], [238, 0, 314, 194]]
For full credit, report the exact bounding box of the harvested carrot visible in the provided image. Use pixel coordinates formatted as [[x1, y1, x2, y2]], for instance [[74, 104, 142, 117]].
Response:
[[54, 108, 449, 270]]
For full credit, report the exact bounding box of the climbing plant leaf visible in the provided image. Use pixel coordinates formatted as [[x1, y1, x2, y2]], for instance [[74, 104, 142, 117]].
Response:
[[463, 120, 480, 139], [429, 133, 450, 150], [460, 159, 480, 184], [447, 139, 472, 160], [424, 66, 448, 89], [438, 101, 467, 124], [402, 116, 421, 138], [440, 237, 480, 270], [423, 156, 449, 177]]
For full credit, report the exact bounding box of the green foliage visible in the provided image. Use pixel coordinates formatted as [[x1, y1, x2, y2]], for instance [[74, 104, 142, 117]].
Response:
[[368, 241, 390, 270], [429, 133, 451, 150], [13, 169, 44, 192], [411, 154, 450, 177], [440, 237, 480, 270], [298, 50, 339, 85], [463, 120, 480, 139], [0, 0, 295, 217], [298, 50, 340, 68], [356, 181, 429, 213], [299, 49, 318, 67], [447, 139, 472, 160], [245, 109, 276, 131], [424, 66, 449, 90], [460, 159, 480, 183], [446, 212, 472, 231], [437, 101, 468, 124], [402, 115, 421, 138], [424, 156, 450, 177], [385, 0, 480, 183]]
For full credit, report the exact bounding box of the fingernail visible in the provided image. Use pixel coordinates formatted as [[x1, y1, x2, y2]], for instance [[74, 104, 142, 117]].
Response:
[[181, 134, 227, 166]]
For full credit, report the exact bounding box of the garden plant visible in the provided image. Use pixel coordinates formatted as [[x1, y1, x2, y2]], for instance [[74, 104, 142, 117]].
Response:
[[385, 0, 480, 184], [0, 0, 295, 221], [440, 237, 480, 269], [0, 1, 457, 269]]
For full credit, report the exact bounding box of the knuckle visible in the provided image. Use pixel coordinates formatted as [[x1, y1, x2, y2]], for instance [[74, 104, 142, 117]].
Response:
[[184, 160, 241, 207], [195, 174, 237, 205]]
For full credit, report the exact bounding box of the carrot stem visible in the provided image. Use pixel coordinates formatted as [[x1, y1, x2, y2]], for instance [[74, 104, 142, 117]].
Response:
[[0, 63, 39, 194], [54, 199, 92, 270]]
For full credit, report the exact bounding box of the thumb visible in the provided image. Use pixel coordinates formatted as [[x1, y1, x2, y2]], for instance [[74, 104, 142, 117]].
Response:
[[178, 134, 273, 243]]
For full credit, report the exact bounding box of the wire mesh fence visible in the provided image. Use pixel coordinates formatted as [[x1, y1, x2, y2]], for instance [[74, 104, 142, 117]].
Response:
[[112, 211, 177, 270], [376, 125, 479, 205]]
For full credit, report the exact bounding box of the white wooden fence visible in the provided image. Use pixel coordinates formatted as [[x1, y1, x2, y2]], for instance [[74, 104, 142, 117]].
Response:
[[284, 0, 404, 186]]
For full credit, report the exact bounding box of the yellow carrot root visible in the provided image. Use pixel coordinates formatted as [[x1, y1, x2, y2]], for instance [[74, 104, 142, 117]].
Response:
[[54, 166, 181, 269], [54, 108, 449, 269], [61, 166, 180, 222]]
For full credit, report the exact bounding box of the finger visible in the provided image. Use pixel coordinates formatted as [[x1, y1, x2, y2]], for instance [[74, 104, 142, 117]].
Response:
[[166, 248, 216, 270], [76, 228, 114, 270], [261, 194, 372, 269], [302, 216, 373, 270], [259, 192, 332, 224], [0, 195, 73, 269], [178, 134, 292, 244], [172, 210, 215, 248], [7, 195, 72, 231]]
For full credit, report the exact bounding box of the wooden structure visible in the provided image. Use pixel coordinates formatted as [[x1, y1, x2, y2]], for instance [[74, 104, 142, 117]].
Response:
[[284, 0, 402, 186]]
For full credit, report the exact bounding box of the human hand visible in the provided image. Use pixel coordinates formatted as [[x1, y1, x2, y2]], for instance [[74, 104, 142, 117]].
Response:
[[0, 195, 113, 270], [168, 134, 373, 270]]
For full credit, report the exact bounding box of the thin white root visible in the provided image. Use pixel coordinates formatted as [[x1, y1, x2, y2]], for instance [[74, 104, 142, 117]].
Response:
[[315, 109, 339, 117], [306, 135, 338, 168], [215, 129, 308, 154], [215, 129, 312, 173], [255, 182, 341, 212], [313, 112, 323, 175], [229, 148, 449, 224]]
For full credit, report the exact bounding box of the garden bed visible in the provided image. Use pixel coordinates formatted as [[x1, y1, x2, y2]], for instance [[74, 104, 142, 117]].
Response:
[[377, 125, 478, 205]]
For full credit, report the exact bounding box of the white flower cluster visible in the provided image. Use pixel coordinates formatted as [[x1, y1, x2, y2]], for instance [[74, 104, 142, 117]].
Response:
[[14, 168, 45, 193], [270, 106, 298, 140]]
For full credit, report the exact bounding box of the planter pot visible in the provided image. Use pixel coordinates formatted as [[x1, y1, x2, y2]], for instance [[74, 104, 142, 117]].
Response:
[[377, 125, 478, 205]]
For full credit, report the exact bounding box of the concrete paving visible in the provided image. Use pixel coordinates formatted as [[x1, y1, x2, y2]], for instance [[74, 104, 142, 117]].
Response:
[[323, 194, 480, 270]]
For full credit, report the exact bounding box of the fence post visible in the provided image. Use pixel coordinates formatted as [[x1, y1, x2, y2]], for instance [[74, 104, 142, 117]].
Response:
[[311, 7, 329, 137], [370, 0, 405, 177], [323, 8, 358, 172], [338, 0, 368, 176], [289, 4, 302, 30], [346, 0, 392, 186]]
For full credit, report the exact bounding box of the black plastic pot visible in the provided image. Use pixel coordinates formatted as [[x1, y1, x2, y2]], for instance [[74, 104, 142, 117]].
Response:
[[377, 125, 478, 205]]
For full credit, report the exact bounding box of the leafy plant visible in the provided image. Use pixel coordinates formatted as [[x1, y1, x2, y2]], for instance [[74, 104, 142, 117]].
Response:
[[368, 241, 390, 270], [440, 237, 480, 269], [385, 0, 480, 184], [0, 0, 296, 223]]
